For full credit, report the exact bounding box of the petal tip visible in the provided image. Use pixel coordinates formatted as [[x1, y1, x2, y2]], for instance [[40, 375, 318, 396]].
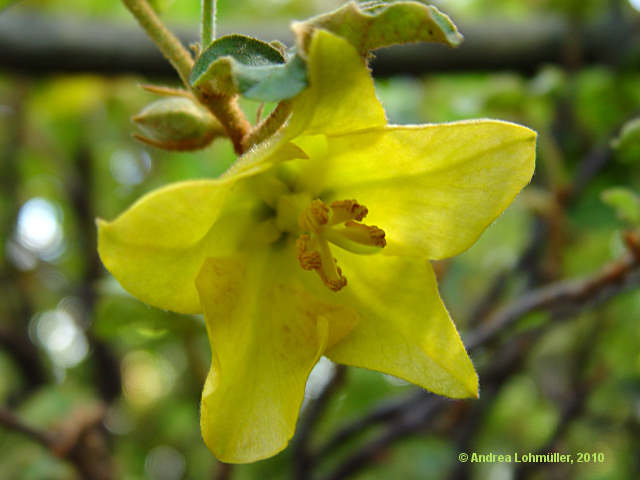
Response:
[[95, 217, 109, 233]]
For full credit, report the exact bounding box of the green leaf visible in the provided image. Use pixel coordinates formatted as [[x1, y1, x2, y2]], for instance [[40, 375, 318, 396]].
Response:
[[601, 187, 640, 226], [612, 117, 640, 164], [237, 54, 307, 102], [292, 0, 463, 56], [190, 34, 308, 102]]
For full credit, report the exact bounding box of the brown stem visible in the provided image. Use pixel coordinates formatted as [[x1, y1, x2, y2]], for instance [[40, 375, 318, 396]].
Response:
[[197, 92, 251, 155], [242, 100, 292, 151], [0, 407, 53, 448]]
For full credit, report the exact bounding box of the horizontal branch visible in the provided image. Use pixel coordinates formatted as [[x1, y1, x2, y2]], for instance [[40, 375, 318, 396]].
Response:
[[0, 12, 636, 78], [320, 397, 448, 480], [313, 389, 430, 460], [0, 407, 53, 449], [0, 404, 114, 479], [465, 237, 640, 349]]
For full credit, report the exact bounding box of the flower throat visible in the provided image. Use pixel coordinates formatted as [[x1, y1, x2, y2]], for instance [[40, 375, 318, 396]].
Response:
[[276, 195, 386, 292]]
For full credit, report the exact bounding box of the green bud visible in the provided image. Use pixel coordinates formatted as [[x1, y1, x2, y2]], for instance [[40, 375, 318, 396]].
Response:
[[132, 97, 225, 151]]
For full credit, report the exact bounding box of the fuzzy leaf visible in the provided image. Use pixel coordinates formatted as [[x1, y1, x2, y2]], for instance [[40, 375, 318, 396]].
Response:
[[612, 117, 640, 164], [190, 34, 308, 102], [601, 187, 640, 226], [292, 0, 463, 56]]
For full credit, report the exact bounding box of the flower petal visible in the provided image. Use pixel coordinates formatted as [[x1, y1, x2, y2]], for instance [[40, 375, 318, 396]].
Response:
[[286, 30, 386, 138], [301, 120, 536, 259], [97, 179, 267, 314], [196, 250, 358, 463], [324, 252, 478, 399], [99, 179, 232, 249]]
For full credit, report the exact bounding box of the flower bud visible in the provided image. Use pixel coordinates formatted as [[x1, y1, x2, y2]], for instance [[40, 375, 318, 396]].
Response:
[[132, 97, 224, 151]]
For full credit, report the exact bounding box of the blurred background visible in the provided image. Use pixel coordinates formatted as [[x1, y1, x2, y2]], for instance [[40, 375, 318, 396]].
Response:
[[1, 0, 640, 479]]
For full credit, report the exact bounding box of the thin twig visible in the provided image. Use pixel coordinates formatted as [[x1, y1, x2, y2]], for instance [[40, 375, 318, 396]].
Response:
[[465, 241, 640, 350], [0, 405, 114, 479], [446, 328, 546, 480], [0, 407, 53, 448], [293, 365, 347, 480], [241, 100, 292, 151], [467, 215, 549, 328], [513, 314, 606, 480], [313, 390, 429, 460], [319, 398, 448, 480], [122, 0, 193, 86]]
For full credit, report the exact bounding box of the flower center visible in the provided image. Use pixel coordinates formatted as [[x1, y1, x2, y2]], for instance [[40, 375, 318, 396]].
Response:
[[295, 199, 386, 292]]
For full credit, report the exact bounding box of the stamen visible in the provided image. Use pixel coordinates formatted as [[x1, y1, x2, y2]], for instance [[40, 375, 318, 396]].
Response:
[[316, 239, 348, 292], [329, 199, 368, 225], [342, 221, 387, 247], [296, 198, 385, 291], [296, 235, 322, 270], [299, 199, 329, 232], [296, 233, 347, 292]]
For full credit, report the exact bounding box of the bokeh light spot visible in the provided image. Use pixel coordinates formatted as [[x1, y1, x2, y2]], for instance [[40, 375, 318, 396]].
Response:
[[145, 445, 186, 480], [110, 149, 151, 186], [16, 197, 64, 261], [32, 309, 89, 368], [122, 350, 176, 407]]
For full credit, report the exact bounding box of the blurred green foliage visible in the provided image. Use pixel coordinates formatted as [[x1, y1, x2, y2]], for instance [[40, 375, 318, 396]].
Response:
[[1, 1, 640, 479]]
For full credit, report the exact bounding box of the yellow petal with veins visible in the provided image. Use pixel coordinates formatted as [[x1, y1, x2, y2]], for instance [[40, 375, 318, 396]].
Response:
[[196, 249, 358, 463], [323, 251, 478, 398], [98, 179, 271, 314], [296, 121, 536, 259], [285, 29, 387, 139]]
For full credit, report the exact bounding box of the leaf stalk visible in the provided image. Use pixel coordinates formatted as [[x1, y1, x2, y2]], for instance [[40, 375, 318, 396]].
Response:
[[121, 0, 193, 87], [201, 0, 217, 48]]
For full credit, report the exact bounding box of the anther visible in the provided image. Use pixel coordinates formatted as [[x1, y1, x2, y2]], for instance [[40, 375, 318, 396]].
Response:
[[299, 199, 329, 232], [329, 200, 368, 224], [343, 221, 387, 247], [296, 198, 386, 292], [296, 235, 322, 270], [296, 233, 347, 291]]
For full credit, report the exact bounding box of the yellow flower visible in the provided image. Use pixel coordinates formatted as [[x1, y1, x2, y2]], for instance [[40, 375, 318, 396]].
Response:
[[98, 31, 536, 463]]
